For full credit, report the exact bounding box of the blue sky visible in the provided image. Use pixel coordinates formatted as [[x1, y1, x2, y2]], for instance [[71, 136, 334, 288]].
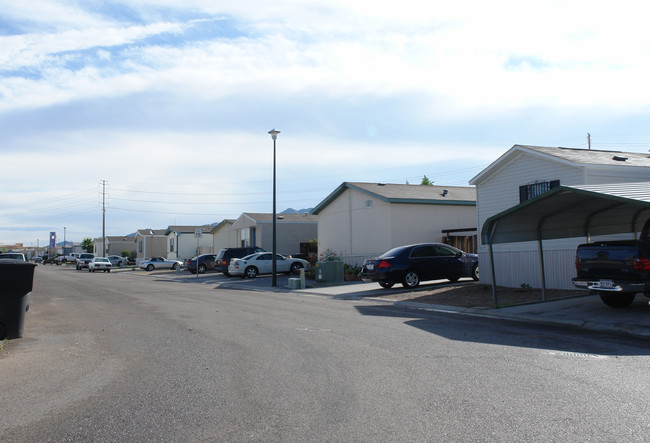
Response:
[[2, 0, 650, 247]]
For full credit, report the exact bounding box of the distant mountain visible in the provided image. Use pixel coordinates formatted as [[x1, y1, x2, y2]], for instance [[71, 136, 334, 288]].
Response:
[[281, 208, 313, 215]]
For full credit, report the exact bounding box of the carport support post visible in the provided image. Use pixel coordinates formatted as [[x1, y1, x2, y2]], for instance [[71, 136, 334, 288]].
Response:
[[488, 243, 498, 306], [537, 236, 547, 301], [486, 221, 498, 306]]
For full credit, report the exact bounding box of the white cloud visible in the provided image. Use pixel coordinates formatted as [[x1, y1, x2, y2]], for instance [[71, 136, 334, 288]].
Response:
[[2, 0, 650, 245]]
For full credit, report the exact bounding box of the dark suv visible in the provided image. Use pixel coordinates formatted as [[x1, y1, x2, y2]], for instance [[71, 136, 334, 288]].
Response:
[[76, 253, 95, 270], [186, 254, 217, 274], [216, 247, 266, 276]]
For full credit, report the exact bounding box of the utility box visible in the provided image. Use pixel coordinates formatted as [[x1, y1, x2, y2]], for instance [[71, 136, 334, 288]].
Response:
[[315, 261, 344, 284], [0, 260, 37, 339]]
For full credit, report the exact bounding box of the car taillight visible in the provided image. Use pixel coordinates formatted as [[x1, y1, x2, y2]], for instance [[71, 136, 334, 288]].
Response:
[[222, 260, 227, 266], [378, 260, 392, 268], [633, 257, 650, 271]]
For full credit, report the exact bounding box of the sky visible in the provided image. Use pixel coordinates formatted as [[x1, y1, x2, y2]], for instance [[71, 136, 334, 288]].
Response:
[[2, 0, 650, 247]]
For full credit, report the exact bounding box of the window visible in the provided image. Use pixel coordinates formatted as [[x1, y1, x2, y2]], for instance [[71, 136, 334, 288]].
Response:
[[434, 245, 459, 256], [241, 228, 250, 247], [138, 240, 143, 253], [365, 200, 373, 208], [170, 238, 174, 252], [410, 246, 437, 258], [519, 180, 560, 203]]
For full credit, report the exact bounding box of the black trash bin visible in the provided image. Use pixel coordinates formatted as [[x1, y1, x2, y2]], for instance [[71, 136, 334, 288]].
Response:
[[0, 260, 37, 339]]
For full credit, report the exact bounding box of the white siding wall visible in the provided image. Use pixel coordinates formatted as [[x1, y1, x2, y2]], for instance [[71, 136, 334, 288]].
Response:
[[317, 190, 354, 257], [259, 222, 317, 255], [349, 189, 393, 256], [176, 233, 213, 260], [213, 225, 238, 252], [476, 153, 584, 244], [585, 166, 650, 184], [390, 203, 476, 247]]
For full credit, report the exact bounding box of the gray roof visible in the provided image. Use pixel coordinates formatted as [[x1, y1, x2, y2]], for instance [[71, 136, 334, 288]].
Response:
[[105, 236, 135, 242], [135, 229, 168, 236], [522, 145, 650, 167], [312, 182, 476, 214], [471, 145, 650, 185], [241, 213, 318, 223], [166, 225, 213, 234]]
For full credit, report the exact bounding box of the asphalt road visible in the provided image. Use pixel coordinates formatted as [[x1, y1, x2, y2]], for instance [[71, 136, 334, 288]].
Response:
[[2, 265, 649, 442]]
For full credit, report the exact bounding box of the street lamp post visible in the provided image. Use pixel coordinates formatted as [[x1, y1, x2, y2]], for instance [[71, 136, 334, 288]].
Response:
[[268, 129, 280, 287], [63, 227, 67, 256]]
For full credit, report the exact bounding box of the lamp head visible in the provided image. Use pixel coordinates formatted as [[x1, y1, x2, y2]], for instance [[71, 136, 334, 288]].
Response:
[[268, 129, 280, 140]]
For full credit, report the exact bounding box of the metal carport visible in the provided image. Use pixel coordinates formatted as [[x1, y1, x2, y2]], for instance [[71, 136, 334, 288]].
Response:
[[481, 182, 650, 304]]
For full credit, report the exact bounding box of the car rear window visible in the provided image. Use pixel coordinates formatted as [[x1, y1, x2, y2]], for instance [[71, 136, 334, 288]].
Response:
[[378, 246, 408, 259]]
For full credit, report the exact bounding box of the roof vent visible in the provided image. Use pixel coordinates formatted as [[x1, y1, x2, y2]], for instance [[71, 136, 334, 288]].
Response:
[[612, 155, 628, 162], [441, 189, 449, 197]]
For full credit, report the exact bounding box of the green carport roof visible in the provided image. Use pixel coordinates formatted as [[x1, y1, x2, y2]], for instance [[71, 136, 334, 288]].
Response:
[[482, 183, 650, 245]]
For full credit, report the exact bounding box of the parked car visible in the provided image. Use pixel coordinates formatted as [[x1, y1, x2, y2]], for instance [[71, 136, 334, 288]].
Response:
[[0, 253, 26, 261], [362, 243, 479, 289], [216, 247, 266, 276], [42, 255, 58, 265], [139, 257, 182, 271], [107, 255, 126, 268], [572, 218, 650, 307], [88, 257, 112, 273], [56, 253, 80, 263], [228, 252, 310, 278], [76, 253, 95, 270], [186, 254, 217, 274]]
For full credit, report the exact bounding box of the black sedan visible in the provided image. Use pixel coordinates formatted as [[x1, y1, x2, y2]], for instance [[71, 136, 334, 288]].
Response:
[[362, 243, 479, 289], [186, 254, 217, 274]]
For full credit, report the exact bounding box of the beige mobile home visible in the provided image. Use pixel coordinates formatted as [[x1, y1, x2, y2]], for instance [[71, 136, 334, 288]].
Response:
[[312, 182, 477, 265]]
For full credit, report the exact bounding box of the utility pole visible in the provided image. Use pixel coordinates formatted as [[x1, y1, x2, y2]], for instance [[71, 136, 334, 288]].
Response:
[[102, 180, 106, 257], [587, 132, 591, 150]]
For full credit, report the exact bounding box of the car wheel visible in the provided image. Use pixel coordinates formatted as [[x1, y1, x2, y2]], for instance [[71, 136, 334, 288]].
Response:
[[198, 264, 207, 274], [402, 270, 420, 289], [62, 258, 67, 263], [471, 264, 479, 281], [146, 264, 154, 271], [107, 269, 111, 273], [379, 281, 394, 289], [88, 268, 92, 272], [76, 265, 80, 270], [290, 262, 303, 275], [245, 266, 258, 278], [600, 293, 635, 308], [223, 271, 231, 277], [172, 263, 179, 271]]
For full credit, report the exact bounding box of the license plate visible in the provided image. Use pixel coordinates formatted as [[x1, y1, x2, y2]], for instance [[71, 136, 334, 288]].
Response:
[[366, 264, 374, 271], [599, 279, 614, 289]]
